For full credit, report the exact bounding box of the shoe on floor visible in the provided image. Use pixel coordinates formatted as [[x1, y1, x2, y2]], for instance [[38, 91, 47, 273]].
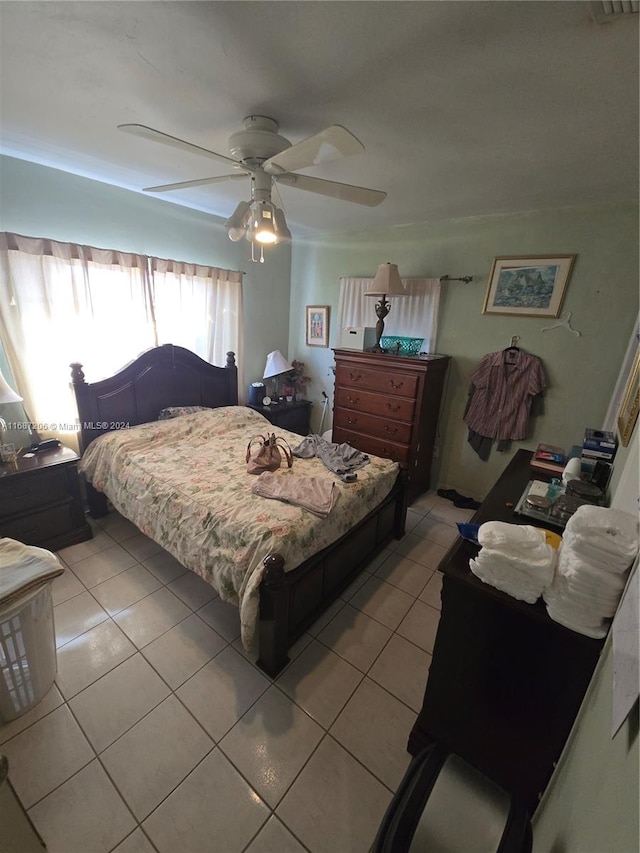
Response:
[[437, 488, 463, 501], [453, 496, 481, 510]]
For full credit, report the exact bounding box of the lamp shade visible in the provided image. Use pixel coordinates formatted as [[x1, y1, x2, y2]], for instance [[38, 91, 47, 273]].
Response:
[[263, 350, 293, 379], [365, 263, 407, 297], [224, 201, 251, 242], [0, 370, 22, 404]]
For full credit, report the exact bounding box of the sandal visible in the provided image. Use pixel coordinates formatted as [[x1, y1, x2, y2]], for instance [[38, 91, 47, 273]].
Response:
[[437, 488, 462, 502]]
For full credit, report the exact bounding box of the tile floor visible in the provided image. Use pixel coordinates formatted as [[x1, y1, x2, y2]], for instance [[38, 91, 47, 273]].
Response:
[[1, 493, 473, 853]]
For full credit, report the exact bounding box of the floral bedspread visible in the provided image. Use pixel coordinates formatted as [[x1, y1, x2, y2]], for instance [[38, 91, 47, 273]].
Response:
[[79, 406, 399, 649]]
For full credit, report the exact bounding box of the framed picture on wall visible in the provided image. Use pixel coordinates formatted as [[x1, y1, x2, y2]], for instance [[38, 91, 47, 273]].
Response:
[[482, 255, 576, 317], [617, 348, 639, 447], [306, 305, 330, 347]]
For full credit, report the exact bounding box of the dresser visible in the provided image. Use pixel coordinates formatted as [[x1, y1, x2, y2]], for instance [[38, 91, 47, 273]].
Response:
[[332, 349, 450, 503], [408, 450, 604, 814], [247, 399, 312, 436], [0, 446, 93, 551]]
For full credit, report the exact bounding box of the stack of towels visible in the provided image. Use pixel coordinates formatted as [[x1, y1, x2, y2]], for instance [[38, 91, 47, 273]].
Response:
[[543, 505, 639, 638], [469, 521, 557, 604]]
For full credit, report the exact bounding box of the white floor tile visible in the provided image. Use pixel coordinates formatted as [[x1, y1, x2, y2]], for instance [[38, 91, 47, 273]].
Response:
[[220, 685, 323, 807], [419, 571, 443, 610], [56, 619, 136, 699], [101, 695, 213, 820], [28, 759, 136, 853], [142, 550, 188, 584], [54, 591, 108, 649], [413, 515, 459, 548], [368, 633, 431, 713], [121, 532, 163, 562], [330, 677, 415, 790], [428, 497, 475, 524], [90, 564, 163, 615], [245, 815, 307, 853], [1, 704, 93, 808], [349, 576, 414, 631], [277, 640, 362, 728], [177, 646, 270, 742], [142, 613, 227, 689], [56, 530, 116, 565], [317, 604, 392, 673], [197, 596, 242, 642], [396, 599, 441, 654], [113, 587, 191, 648], [395, 532, 449, 570], [410, 491, 439, 513], [69, 653, 170, 752], [94, 512, 140, 543], [70, 544, 140, 588], [168, 570, 218, 610], [374, 552, 435, 597], [276, 735, 392, 853], [142, 749, 270, 853], [51, 567, 85, 606], [112, 829, 157, 853], [0, 684, 64, 746]]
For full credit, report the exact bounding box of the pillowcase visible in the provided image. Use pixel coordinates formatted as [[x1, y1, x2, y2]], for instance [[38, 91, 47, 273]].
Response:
[[157, 405, 212, 420]]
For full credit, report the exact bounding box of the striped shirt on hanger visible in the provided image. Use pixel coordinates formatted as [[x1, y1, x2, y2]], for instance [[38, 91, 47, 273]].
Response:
[[464, 349, 546, 441]]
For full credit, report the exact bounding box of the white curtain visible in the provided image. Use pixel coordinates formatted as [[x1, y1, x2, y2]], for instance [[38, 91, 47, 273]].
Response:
[[0, 233, 243, 449], [337, 277, 441, 352]]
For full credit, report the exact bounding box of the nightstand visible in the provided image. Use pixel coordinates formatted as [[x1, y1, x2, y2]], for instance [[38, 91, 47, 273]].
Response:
[[0, 446, 93, 550], [247, 399, 312, 436]]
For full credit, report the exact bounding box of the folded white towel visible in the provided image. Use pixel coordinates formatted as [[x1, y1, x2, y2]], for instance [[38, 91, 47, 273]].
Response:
[[0, 538, 64, 608], [564, 506, 639, 565], [470, 557, 544, 604], [478, 522, 547, 552]]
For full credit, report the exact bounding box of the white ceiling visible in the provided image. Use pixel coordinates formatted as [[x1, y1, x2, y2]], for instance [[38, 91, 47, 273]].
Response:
[[0, 1, 638, 237]]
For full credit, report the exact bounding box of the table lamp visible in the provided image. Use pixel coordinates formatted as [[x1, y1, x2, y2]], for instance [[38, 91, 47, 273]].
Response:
[[365, 263, 408, 352], [263, 350, 293, 401]]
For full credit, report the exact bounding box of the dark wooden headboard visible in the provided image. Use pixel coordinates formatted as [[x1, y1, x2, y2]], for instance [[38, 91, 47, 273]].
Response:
[[70, 344, 238, 453]]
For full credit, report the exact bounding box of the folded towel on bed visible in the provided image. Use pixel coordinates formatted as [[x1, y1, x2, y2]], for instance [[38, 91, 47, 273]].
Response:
[[0, 538, 64, 608], [252, 471, 340, 517]]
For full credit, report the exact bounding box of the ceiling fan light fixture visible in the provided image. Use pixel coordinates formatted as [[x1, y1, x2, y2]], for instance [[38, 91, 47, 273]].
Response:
[[248, 200, 278, 244], [273, 207, 292, 244], [224, 201, 250, 241]]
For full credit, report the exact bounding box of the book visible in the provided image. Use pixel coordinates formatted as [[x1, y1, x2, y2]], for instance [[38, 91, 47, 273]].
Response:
[[533, 443, 566, 464], [530, 457, 565, 476]]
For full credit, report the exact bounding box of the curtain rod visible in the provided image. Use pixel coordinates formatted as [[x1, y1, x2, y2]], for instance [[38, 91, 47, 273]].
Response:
[[440, 275, 474, 284]]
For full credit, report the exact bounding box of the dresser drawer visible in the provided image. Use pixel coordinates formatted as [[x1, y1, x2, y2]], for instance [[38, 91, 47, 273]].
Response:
[[0, 500, 76, 547], [335, 365, 418, 399], [332, 427, 410, 466], [333, 409, 412, 445], [0, 467, 70, 516], [334, 386, 416, 421]]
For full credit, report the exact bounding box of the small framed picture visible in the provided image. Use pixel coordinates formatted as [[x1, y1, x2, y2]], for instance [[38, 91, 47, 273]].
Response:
[[483, 255, 576, 317], [306, 305, 330, 348], [617, 349, 639, 447], [0, 443, 17, 463]]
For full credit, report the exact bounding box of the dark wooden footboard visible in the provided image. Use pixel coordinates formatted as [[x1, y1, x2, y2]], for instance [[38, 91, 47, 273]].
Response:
[[257, 471, 407, 676]]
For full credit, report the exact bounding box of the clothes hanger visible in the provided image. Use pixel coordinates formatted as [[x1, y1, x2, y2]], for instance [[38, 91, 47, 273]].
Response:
[[502, 335, 520, 363], [541, 310, 581, 337]]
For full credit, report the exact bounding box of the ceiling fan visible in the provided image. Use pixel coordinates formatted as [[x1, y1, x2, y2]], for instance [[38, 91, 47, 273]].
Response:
[[118, 116, 386, 262]]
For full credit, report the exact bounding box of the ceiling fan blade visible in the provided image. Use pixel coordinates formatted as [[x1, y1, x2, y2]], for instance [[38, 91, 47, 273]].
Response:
[[275, 173, 386, 207], [118, 124, 241, 169], [143, 174, 247, 193], [263, 125, 364, 175]]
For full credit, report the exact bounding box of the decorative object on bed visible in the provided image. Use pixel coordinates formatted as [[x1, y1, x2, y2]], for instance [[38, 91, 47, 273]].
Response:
[[482, 255, 576, 317], [71, 344, 407, 676], [263, 350, 294, 399], [365, 263, 408, 352], [157, 405, 212, 420], [246, 433, 293, 473]]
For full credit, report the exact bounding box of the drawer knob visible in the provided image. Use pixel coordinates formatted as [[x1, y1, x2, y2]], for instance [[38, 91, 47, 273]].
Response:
[[347, 417, 358, 425], [386, 404, 400, 413], [384, 426, 398, 435], [389, 380, 404, 390], [347, 396, 359, 405], [349, 372, 362, 381]]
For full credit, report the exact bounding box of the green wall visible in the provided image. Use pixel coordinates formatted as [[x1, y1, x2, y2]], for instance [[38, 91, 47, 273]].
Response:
[[0, 155, 292, 392], [289, 203, 639, 499]]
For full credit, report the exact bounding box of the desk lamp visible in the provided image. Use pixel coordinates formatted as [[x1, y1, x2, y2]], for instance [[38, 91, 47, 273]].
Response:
[[263, 350, 293, 402], [365, 263, 408, 352], [0, 368, 23, 447]]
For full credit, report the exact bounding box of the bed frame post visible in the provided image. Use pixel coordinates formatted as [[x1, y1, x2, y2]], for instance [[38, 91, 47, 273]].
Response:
[[257, 554, 290, 677]]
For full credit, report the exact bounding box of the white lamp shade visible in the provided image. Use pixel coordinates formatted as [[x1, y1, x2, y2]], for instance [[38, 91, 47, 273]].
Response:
[[224, 201, 251, 242], [263, 350, 293, 379], [365, 263, 407, 297], [0, 370, 22, 404]]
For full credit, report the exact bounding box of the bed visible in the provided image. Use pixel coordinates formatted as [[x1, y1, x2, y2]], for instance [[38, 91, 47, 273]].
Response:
[[70, 344, 407, 675]]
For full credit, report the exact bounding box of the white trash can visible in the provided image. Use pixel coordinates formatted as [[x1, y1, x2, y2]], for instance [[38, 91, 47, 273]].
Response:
[[0, 582, 57, 724]]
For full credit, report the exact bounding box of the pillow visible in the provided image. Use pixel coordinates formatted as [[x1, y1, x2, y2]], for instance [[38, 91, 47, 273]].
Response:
[[157, 405, 212, 420]]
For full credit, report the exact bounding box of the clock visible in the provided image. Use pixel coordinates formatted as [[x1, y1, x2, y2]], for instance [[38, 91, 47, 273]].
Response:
[[262, 396, 272, 406]]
